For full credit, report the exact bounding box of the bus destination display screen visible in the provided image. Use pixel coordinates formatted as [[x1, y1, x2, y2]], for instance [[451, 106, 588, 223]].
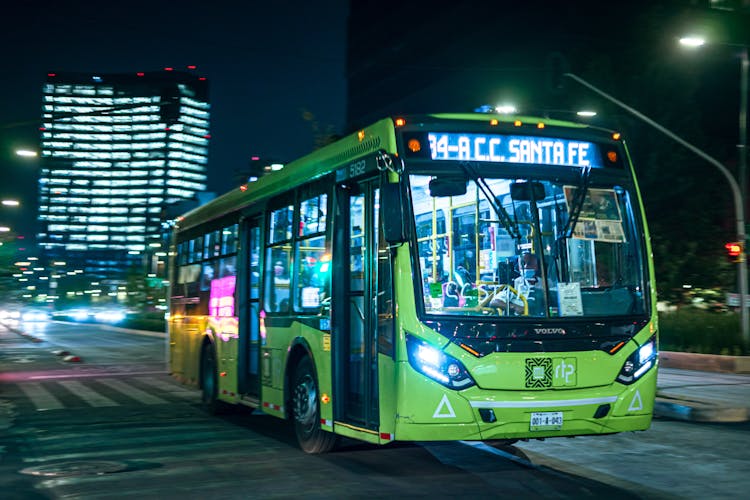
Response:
[[427, 132, 603, 168]]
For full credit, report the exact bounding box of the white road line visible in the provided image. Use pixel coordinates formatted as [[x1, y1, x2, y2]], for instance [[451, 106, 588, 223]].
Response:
[[28, 371, 165, 380], [59, 380, 119, 407], [134, 377, 198, 398], [97, 378, 169, 405], [19, 383, 64, 411]]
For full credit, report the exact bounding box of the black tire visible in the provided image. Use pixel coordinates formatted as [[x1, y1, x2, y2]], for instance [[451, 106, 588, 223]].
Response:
[[200, 342, 226, 414], [291, 356, 337, 454]]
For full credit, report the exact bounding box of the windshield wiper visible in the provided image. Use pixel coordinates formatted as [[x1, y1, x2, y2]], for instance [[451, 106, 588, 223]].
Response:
[[552, 166, 592, 282], [460, 162, 520, 240], [561, 165, 592, 239]]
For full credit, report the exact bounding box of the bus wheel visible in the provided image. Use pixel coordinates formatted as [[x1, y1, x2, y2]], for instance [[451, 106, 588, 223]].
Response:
[[292, 356, 336, 454], [200, 342, 225, 414]]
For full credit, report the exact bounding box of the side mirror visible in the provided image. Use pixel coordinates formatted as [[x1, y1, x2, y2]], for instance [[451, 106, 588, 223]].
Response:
[[381, 182, 408, 244], [429, 178, 467, 197], [510, 181, 545, 201]]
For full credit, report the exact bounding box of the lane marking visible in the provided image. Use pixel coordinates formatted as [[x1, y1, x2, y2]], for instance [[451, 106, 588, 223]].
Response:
[[27, 371, 165, 380], [19, 383, 64, 411], [97, 378, 169, 405], [59, 380, 119, 407], [134, 377, 198, 398]]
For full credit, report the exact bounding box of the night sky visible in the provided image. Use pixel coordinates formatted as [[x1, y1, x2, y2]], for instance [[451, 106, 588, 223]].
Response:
[[1, 0, 348, 236], [1, 0, 747, 263]]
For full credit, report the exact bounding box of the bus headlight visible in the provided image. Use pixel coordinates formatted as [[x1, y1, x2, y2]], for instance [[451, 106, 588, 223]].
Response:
[[616, 335, 657, 385], [406, 333, 475, 390]]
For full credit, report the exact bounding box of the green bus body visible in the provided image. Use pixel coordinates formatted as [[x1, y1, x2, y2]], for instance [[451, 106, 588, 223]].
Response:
[[169, 113, 658, 452]]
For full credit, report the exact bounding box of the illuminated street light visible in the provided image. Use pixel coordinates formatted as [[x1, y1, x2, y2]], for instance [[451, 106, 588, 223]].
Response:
[[576, 110, 597, 117], [0, 226, 10, 232], [15, 149, 38, 157], [679, 36, 706, 47], [495, 104, 517, 114], [2, 199, 20, 207]]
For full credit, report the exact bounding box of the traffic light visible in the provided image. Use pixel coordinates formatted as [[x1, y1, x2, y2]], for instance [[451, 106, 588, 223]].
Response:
[[725, 241, 744, 263]]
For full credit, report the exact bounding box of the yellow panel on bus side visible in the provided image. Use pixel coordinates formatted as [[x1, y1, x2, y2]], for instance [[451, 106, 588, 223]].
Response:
[[168, 316, 185, 377], [261, 347, 284, 390], [213, 317, 240, 402], [170, 315, 205, 387]]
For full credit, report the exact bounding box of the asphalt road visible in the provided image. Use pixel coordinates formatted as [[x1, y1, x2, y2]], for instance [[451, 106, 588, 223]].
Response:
[[1, 319, 748, 499]]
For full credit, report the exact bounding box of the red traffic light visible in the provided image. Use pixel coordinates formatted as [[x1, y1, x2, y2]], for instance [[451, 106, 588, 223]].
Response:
[[725, 242, 744, 262]]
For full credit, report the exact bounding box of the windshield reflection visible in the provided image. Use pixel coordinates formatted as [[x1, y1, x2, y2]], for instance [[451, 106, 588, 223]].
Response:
[[409, 174, 646, 319]]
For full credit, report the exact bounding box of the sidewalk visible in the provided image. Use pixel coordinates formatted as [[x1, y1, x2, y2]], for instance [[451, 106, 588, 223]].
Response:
[[656, 350, 750, 423]]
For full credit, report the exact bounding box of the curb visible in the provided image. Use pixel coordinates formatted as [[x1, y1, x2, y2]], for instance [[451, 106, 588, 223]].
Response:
[[659, 351, 750, 374], [654, 396, 750, 423], [1, 323, 44, 343]]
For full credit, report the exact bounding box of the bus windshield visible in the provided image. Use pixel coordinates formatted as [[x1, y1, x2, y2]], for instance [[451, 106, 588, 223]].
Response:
[[409, 173, 648, 319]]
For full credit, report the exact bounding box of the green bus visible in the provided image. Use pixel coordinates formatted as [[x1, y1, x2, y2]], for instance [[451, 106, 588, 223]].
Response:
[[168, 113, 658, 453]]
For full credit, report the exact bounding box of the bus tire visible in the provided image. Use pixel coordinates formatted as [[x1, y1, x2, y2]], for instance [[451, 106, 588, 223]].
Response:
[[200, 341, 226, 414], [292, 356, 336, 454]]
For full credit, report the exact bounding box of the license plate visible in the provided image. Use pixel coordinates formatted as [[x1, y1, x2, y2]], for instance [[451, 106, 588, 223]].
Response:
[[530, 411, 563, 431]]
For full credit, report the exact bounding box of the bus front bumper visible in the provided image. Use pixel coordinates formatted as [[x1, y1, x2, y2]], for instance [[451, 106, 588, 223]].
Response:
[[393, 365, 657, 442]]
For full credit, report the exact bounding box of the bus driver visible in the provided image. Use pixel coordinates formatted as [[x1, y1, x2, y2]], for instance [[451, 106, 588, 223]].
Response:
[[487, 252, 543, 315]]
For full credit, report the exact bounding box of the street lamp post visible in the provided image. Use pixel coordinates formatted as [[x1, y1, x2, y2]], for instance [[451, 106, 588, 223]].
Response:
[[563, 71, 749, 345], [739, 45, 748, 231], [740, 46, 748, 347], [680, 37, 749, 346]]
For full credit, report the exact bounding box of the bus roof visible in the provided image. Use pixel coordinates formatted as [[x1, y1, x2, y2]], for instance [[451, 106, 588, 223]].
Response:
[[175, 116, 396, 231]]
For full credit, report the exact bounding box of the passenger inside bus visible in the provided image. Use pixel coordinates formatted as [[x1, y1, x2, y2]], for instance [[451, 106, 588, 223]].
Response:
[[487, 252, 544, 315], [443, 281, 461, 307]]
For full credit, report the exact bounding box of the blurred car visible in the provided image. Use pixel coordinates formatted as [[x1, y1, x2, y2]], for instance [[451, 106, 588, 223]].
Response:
[[93, 309, 126, 323], [0, 309, 21, 326], [0, 309, 21, 320], [21, 308, 51, 322], [56, 309, 91, 321]]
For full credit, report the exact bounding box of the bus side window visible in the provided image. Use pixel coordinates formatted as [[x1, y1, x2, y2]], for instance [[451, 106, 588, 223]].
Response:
[[265, 205, 293, 313], [295, 235, 328, 313], [265, 247, 291, 313]]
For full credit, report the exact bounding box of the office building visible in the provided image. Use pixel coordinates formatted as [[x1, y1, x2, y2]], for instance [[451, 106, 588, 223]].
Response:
[[38, 68, 210, 286]]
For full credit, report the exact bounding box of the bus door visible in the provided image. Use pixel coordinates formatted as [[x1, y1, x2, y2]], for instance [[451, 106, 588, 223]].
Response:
[[333, 177, 380, 430], [242, 217, 262, 396]]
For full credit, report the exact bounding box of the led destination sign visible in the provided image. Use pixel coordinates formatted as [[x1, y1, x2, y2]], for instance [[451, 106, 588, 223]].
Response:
[[428, 132, 603, 168]]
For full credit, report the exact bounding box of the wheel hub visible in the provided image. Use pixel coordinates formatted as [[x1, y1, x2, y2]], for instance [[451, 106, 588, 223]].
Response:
[[294, 375, 317, 427]]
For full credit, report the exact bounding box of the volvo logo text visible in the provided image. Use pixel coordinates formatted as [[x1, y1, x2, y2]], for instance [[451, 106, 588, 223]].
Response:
[[534, 328, 566, 335]]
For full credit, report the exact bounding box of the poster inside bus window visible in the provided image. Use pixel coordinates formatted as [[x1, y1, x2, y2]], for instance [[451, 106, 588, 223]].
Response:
[[563, 186, 626, 242]]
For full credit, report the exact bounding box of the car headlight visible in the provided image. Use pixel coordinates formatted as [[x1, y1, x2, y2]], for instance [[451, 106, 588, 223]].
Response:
[[406, 333, 475, 389], [616, 335, 657, 385], [70, 310, 90, 321], [94, 310, 125, 323], [23, 312, 48, 322]]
